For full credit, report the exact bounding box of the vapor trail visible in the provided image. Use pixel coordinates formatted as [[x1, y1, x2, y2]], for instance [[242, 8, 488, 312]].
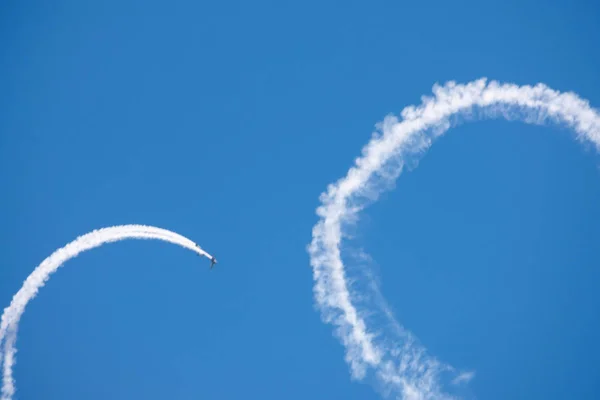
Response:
[[0, 224, 212, 400], [308, 78, 600, 399]]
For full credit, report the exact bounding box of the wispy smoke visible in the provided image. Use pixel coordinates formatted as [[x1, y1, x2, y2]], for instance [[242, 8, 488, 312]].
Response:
[[0, 225, 211, 400], [308, 78, 600, 399]]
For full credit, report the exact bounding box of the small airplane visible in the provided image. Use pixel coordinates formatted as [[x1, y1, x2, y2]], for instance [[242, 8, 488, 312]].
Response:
[[195, 244, 217, 269]]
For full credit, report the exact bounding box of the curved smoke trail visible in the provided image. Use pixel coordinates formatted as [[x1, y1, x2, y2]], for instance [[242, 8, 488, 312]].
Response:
[[308, 78, 600, 399], [0, 224, 212, 400]]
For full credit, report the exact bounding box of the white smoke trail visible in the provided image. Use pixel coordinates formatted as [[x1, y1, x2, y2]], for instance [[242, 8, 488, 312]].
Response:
[[308, 78, 600, 399], [0, 224, 212, 400]]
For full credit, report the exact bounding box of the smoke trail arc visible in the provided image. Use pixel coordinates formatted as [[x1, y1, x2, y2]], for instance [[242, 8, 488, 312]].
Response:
[[0, 224, 212, 400], [308, 78, 600, 399]]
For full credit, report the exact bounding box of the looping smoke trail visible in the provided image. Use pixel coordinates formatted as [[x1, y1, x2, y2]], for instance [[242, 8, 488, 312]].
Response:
[[308, 78, 600, 399], [0, 224, 212, 400]]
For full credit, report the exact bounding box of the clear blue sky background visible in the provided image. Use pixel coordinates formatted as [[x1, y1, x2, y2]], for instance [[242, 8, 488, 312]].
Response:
[[1, 0, 599, 399]]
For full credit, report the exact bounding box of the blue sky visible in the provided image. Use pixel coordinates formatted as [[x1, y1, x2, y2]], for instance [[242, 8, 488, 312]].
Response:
[[1, 0, 599, 399]]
